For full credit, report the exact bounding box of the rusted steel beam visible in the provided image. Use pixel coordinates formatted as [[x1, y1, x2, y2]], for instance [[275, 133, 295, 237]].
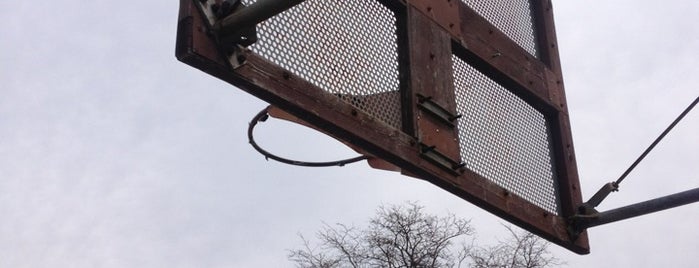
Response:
[[531, 0, 563, 72], [407, 0, 462, 39], [530, 0, 586, 232], [407, 7, 462, 171]]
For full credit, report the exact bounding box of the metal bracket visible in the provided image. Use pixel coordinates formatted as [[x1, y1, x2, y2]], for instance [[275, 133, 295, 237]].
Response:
[[213, 0, 307, 51], [417, 94, 461, 128], [419, 143, 465, 176], [197, 0, 259, 51], [567, 212, 596, 242]]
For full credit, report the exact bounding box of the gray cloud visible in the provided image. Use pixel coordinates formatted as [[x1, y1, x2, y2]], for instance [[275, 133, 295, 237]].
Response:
[[0, 0, 697, 267]]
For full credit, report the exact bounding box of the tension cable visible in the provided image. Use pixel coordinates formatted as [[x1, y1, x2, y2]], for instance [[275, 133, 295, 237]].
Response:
[[582, 96, 699, 211], [567, 96, 699, 238]]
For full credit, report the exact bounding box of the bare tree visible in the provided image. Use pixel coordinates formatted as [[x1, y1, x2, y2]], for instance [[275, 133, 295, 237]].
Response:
[[468, 225, 561, 268], [288, 202, 561, 268], [289, 202, 473, 268]]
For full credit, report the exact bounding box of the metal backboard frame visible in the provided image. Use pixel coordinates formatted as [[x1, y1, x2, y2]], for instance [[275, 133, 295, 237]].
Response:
[[176, 0, 589, 254]]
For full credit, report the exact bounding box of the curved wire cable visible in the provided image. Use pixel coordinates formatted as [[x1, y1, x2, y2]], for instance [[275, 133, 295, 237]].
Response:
[[247, 108, 369, 167]]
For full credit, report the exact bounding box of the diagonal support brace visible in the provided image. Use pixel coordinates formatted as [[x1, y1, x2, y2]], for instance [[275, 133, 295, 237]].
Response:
[[215, 0, 306, 37]]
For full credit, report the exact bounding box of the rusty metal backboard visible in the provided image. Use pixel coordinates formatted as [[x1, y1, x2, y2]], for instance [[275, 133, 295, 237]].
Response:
[[452, 55, 560, 215], [176, 0, 589, 254]]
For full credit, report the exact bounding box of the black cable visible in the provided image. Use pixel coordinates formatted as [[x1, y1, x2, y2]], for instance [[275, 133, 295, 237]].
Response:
[[247, 107, 369, 167], [614, 96, 699, 186]]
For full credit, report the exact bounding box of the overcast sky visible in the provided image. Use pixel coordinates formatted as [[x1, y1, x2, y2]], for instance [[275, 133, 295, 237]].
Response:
[[1, 0, 697, 267]]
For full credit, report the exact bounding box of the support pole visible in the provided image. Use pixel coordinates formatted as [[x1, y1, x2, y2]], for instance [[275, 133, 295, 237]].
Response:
[[216, 0, 306, 37], [582, 187, 699, 229]]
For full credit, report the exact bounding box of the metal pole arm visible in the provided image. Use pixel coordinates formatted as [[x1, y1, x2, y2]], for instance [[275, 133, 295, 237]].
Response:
[[586, 187, 699, 228], [572, 187, 699, 232], [216, 0, 306, 36]]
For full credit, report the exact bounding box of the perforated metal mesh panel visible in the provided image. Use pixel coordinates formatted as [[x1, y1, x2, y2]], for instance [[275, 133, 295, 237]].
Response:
[[452, 55, 559, 214], [461, 0, 540, 57], [241, 0, 402, 129]]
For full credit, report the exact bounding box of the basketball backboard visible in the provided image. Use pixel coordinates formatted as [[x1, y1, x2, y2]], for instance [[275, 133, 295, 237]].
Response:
[[176, 0, 589, 254]]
